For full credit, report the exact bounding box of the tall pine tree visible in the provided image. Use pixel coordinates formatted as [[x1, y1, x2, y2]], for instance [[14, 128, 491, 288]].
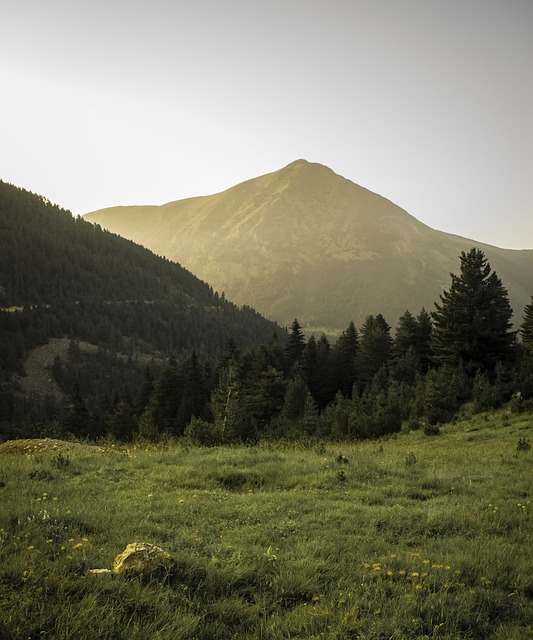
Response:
[[520, 297, 533, 354], [335, 321, 359, 397], [356, 314, 393, 389], [431, 248, 515, 374], [284, 319, 306, 373]]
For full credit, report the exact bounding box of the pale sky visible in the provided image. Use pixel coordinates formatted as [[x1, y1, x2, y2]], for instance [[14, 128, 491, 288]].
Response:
[[2, 0, 532, 249]]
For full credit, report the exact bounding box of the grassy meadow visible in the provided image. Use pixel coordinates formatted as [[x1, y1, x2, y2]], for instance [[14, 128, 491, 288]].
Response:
[[1, 410, 532, 639]]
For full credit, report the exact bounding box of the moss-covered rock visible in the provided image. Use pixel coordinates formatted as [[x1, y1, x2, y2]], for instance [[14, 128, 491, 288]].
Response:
[[112, 542, 175, 580]]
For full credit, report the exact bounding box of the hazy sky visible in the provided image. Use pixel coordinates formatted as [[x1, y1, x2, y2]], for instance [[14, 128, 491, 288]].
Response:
[[2, 0, 532, 249]]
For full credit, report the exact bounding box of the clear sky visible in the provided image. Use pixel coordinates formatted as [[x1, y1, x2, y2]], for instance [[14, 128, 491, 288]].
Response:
[[2, 0, 532, 249]]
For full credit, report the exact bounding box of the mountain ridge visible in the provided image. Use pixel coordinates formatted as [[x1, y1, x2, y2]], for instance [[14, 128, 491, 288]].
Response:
[[85, 160, 533, 332], [0, 179, 281, 360]]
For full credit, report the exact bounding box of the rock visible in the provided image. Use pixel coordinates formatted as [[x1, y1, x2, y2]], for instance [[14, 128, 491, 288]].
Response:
[[112, 542, 175, 580], [87, 568, 113, 578]]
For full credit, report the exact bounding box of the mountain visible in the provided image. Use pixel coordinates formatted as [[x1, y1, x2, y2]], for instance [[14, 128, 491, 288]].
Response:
[[85, 160, 533, 333]]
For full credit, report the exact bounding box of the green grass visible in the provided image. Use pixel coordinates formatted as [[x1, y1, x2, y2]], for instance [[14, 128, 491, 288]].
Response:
[[1, 410, 532, 639]]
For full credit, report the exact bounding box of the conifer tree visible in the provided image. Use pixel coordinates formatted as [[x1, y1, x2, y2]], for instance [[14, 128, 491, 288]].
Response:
[[520, 296, 533, 354], [148, 356, 182, 434], [392, 309, 432, 382], [356, 314, 393, 388], [393, 310, 418, 359], [284, 319, 306, 373], [414, 308, 433, 373], [282, 374, 308, 421], [301, 392, 319, 434], [431, 248, 515, 374], [314, 334, 337, 408], [335, 321, 359, 396], [63, 383, 94, 438], [301, 334, 318, 392]]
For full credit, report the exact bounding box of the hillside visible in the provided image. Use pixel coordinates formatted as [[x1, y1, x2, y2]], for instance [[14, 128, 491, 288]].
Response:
[[0, 181, 282, 433], [85, 159, 533, 333], [0, 180, 279, 351]]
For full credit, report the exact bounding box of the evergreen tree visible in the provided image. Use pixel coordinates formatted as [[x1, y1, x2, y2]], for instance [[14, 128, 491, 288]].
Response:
[[431, 248, 516, 374], [253, 333, 285, 374], [282, 374, 308, 421], [220, 336, 240, 369], [106, 398, 136, 440], [356, 314, 393, 388], [63, 383, 95, 438], [248, 366, 286, 432], [393, 310, 418, 359], [301, 392, 319, 435], [137, 405, 160, 442], [313, 334, 337, 408], [413, 308, 433, 373], [284, 319, 306, 373], [392, 308, 432, 383], [301, 334, 318, 392], [133, 366, 154, 417], [520, 297, 533, 354], [335, 321, 359, 396], [147, 357, 182, 434], [176, 351, 209, 434], [421, 366, 470, 425]]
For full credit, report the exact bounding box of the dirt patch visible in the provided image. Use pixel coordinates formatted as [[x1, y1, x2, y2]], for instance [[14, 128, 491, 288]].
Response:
[[18, 338, 97, 399], [18, 338, 68, 399], [0, 438, 111, 455]]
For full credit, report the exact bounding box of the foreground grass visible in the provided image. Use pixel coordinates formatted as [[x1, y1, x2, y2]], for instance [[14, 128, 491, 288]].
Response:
[[1, 410, 532, 639]]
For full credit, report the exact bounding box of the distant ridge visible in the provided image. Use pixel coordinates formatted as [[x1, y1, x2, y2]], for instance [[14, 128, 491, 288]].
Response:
[[85, 160, 533, 332]]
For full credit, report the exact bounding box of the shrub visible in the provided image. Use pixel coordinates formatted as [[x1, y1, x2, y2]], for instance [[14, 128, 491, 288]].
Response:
[[184, 417, 223, 446]]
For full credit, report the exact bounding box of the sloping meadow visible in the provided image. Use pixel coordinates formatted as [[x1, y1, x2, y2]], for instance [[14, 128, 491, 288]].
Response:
[[1, 410, 532, 639]]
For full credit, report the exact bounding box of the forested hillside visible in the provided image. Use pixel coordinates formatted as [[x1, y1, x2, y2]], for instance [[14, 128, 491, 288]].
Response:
[[0, 181, 283, 437]]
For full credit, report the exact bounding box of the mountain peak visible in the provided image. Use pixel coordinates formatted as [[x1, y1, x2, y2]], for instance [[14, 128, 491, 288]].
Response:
[[84, 163, 533, 333], [282, 158, 337, 176]]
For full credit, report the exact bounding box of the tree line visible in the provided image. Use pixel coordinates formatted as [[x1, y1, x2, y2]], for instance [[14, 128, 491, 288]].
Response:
[[3, 247, 532, 443]]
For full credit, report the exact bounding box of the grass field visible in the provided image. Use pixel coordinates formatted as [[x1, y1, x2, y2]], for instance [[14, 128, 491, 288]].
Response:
[[1, 409, 532, 639]]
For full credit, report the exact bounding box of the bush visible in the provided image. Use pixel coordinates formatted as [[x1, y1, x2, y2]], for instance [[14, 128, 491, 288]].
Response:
[[184, 416, 223, 446]]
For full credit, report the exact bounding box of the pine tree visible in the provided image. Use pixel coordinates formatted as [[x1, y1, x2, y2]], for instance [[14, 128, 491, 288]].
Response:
[[301, 334, 318, 392], [335, 321, 359, 396], [137, 405, 160, 442], [520, 297, 533, 354], [148, 357, 182, 434], [284, 319, 306, 373], [413, 308, 433, 373], [393, 310, 418, 359], [431, 248, 516, 374], [63, 383, 94, 438], [301, 392, 319, 435], [392, 308, 432, 383], [313, 334, 337, 408], [282, 374, 308, 420], [356, 314, 393, 388]]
